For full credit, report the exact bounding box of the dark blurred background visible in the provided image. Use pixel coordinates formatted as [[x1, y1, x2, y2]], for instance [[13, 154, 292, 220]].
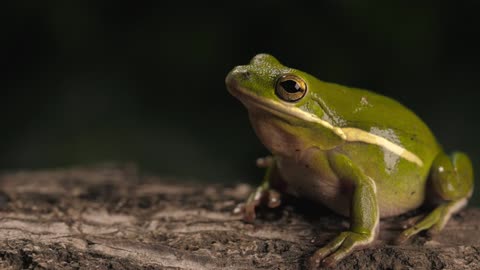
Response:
[[1, 2, 479, 205]]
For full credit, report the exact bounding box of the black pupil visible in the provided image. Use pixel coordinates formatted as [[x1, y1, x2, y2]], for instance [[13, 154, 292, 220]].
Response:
[[280, 80, 302, 93]]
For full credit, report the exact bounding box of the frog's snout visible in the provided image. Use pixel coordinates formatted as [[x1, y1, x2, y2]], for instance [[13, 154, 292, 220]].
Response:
[[226, 65, 250, 88]]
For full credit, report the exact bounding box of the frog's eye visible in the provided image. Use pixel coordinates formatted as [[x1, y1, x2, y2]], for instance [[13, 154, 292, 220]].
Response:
[[275, 74, 307, 102]]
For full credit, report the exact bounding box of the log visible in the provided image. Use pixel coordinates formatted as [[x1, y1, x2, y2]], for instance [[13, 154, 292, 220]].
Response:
[[0, 164, 478, 270]]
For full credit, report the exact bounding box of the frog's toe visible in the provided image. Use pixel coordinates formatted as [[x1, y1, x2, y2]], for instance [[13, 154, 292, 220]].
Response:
[[243, 201, 258, 222], [266, 189, 281, 208], [232, 201, 258, 222], [309, 232, 347, 268], [232, 202, 245, 215], [233, 186, 282, 223], [310, 231, 372, 268], [399, 214, 425, 229], [395, 227, 419, 244]]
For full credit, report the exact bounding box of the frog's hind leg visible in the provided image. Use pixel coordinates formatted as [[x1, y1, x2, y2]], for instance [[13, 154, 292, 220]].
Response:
[[397, 152, 473, 243]]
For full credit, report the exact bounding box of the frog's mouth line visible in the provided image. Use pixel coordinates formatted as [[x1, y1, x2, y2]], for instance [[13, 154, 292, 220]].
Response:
[[227, 82, 424, 167], [227, 82, 346, 137]]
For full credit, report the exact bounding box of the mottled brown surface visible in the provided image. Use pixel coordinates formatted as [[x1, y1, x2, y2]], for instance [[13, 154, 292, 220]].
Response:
[[0, 164, 479, 270]]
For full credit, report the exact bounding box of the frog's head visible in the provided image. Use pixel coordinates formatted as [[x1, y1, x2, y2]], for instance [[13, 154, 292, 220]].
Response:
[[226, 54, 344, 154], [226, 54, 310, 106]]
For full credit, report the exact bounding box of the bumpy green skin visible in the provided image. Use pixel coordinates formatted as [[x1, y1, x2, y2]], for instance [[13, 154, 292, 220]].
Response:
[[225, 54, 474, 268]]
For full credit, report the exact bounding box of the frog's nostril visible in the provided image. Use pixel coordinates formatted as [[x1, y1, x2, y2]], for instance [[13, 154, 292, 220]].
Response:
[[226, 66, 250, 86], [242, 70, 251, 79], [232, 66, 250, 79]]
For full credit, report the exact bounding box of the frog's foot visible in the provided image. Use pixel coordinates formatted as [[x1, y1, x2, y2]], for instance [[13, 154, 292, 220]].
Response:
[[396, 198, 468, 244], [309, 231, 374, 268], [233, 155, 280, 222], [397, 152, 473, 244], [233, 186, 281, 223]]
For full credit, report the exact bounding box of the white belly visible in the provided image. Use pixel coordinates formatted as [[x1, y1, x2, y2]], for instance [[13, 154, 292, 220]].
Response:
[[276, 154, 352, 217], [276, 154, 423, 218]]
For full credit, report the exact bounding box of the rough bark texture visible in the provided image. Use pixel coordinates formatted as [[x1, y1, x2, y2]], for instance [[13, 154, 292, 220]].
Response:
[[0, 164, 478, 270]]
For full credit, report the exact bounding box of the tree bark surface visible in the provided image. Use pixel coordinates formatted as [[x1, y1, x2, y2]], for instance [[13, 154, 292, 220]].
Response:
[[0, 164, 479, 270]]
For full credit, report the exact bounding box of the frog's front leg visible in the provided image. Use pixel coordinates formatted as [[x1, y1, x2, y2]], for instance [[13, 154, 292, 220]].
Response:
[[233, 156, 282, 222], [397, 152, 473, 243], [310, 152, 379, 268]]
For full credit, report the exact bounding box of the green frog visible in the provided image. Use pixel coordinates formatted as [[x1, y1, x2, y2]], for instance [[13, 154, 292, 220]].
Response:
[[225, 54, 474, 268]]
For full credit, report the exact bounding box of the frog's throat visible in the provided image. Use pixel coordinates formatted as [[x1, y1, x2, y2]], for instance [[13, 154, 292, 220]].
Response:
[[234, 87, 424, 167]]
